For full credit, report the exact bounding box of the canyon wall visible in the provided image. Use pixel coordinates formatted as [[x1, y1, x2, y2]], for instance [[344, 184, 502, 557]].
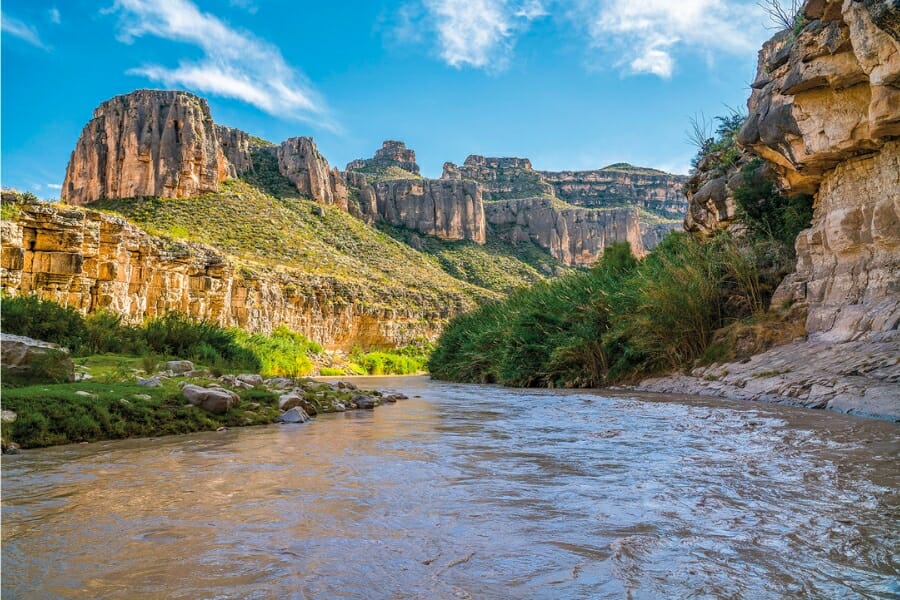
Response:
[[737, 0, 900, 342], [0, 200, 456, 348], [277, 137, 349, 210], [484, 199, 643, 266]]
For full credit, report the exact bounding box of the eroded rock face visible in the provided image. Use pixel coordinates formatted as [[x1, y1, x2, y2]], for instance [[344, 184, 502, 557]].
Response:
[[347, 140, 420, 175], [738, 0, 900, 342], [485, 199, 644, 265], [0, 202, 455, 349], [539, 165, 688, 218], [0, 333, 75, 382], [443, 156, 553, 199], [63, 90, 226, 205], [277, 137, 348, 210], [215, 125, 254, 178], [366, 179, 487, 243]]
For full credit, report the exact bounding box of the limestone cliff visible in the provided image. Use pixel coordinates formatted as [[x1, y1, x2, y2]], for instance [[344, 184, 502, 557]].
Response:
[[539, 165, 688, 218], [0, 201, 458, 348], [442, 156, 553, 199], [215, 124, 254, 178], [737, 0, 900, 342], [63, 90, 226, 204], [484, 199, 643, 266], [277, 137, 349, 210], [364, 179, 487, 244]]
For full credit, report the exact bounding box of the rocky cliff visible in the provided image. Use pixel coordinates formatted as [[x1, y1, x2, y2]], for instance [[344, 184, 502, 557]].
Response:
[[277, 137, 349, 210], [363, 179, 487, 244], [442, 156, 554, 199], [738, 0, 899, 343], [484, 198, 643, 266], [63, 90, 227, 204], [642, 0, 900, 419], [0, 200, 460, 348], [347, 140, 420, 175], [539, 164, 688, 217]]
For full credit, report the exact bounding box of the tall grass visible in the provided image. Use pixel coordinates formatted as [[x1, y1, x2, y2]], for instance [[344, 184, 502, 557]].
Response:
[[429, 234, 775, 387]]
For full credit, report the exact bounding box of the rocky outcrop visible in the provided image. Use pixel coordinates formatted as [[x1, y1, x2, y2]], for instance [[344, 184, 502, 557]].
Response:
[[347, 140, 420, 175], [0, 333, 75, 382], [215, 124, 254, 178], [485, 199, 644, 265], [641, 221, 683, 249], [638, 338, 900, 421], [539, 165, 688, 217], [737, 0, 900, 342], [443, 156, 553, 199], [63, 90, 227, 205], [0, 202, 461, 349], [277, 137, 348, 210], [363, 179, 487, 243]]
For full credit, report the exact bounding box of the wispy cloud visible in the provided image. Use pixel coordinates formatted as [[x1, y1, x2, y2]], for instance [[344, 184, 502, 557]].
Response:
[[2, 12, 49, 49], [405, 0, 548, 71], [576, 0, 765, 78], [398, 0, 766, 78], [109, 0, 335, 128], [46, 183, 63, 190], [48, 8, 61, 25]]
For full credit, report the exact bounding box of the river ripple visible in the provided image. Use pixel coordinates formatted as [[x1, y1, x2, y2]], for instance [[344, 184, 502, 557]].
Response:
[[2, 377, 898, 599]]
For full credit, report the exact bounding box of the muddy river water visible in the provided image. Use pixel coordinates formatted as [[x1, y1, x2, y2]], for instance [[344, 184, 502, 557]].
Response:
[[2, 377, 898, 598]]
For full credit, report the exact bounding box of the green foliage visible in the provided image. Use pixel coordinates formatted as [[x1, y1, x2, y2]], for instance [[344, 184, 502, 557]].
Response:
[[356, 351, 424, 375], [430, 235, 776, 387], [142, 313, 260, 370], [1, 295, 88, 352], [319, 367, 345, 376], [232, 325, 321, 377], [688, 108, 747, 175], [1, 348, 73, 386], [1, 202, 21, 220], [733, 159, 813, 252], [238, 149, 300, 199], [0, 381, 282, 449]]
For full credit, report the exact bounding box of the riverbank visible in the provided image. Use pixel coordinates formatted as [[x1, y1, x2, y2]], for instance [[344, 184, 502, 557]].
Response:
[[637, 338, 900, 422], [0, 365, 406, 452]]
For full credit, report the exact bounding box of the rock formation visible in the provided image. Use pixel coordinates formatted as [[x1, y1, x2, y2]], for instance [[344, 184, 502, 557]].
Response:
[[484, 199, 643, 266], [0, 201, 459, 348], [215, 124, 254, 178], [737, 0, 900, 342], [347, 140, 420, 175], [365, 179, 487, 244], [443, 156, 553, 199], [63, 90, 227, 204], [277, 137, 349, 210], [539, 164, 688, 218]]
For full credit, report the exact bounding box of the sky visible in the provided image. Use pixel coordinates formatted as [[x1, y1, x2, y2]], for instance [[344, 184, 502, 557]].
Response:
[[2, 0, 780, 197]]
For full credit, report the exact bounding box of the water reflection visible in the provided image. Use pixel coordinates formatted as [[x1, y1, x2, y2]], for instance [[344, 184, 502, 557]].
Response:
[[3, 377, 898, 598]]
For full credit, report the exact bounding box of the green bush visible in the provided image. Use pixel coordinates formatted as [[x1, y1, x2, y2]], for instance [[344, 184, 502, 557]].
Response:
[[1, 295, 88, 353], [319, 367, 345, 376], [357, 351, 423, 375], [733, 159, 813, 251], [232, 325, 321, 377], [430, 235, 774, 387]]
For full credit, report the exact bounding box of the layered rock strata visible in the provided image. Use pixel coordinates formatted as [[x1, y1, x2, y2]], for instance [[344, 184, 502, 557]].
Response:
[[0, 202, 455, 348], [63, 90, 226, 204], [484, 199, 643, 266], [347, 140, 420, 175], [738, 0, 900, 342], [442, 156, 553, 199], [364, 179, 487, 243]]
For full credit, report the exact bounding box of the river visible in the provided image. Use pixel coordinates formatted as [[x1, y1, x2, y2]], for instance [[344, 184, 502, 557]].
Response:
[[2, 377, 898, 599]]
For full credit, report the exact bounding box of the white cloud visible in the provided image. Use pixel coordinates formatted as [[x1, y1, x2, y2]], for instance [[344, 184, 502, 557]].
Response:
[[46, 183, 63, 190], [109, 0, 335, 128], [228, 0, 258, 15], [581, 0, 765, 78], [48, 8, 61, 25], [2, 12, 48, 49], [413, 0, 548, 71]]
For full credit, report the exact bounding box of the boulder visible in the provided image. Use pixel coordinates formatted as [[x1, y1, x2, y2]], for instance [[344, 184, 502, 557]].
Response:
[[278, 392, 318, 415], [277, 406, 311, 424], [0, 333, 75, 382], [137, 377, 163, 387], [236, 374, 264, 387], [166, 360, 194, 375], [351, 394, 377, 409], [1, 410, 17, 423], [182, 384, 239, 414]]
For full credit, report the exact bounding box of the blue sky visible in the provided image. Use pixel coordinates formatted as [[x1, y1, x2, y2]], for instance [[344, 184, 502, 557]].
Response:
[[2, 0, 778, 197]]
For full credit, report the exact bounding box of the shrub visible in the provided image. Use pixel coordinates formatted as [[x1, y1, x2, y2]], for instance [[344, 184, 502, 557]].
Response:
[[233, 325, 320, 377], [1, 295, 88, 353], [733, 159, 813, 251], [319, 367, 345, 376]]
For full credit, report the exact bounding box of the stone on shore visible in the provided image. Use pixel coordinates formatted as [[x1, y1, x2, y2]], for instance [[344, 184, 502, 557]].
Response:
[[182, 384, 239, 414]]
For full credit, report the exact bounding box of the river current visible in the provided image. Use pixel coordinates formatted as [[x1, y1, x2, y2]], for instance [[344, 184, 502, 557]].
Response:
[[2, 377, 898, 599]]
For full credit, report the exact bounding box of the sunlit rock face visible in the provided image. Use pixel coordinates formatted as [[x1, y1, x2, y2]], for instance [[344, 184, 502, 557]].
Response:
[[737, 0, 900, 342], [0, 201, 451, 349], [63, 90, 227, 205], [277, 137, 348, 210]]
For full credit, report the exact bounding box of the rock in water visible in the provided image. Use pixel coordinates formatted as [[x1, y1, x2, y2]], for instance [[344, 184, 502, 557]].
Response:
[[62, 90, 226, 204], [351, 395, 377, 409], [182, 384, 239, 414], [277, 406, 311, 423]]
